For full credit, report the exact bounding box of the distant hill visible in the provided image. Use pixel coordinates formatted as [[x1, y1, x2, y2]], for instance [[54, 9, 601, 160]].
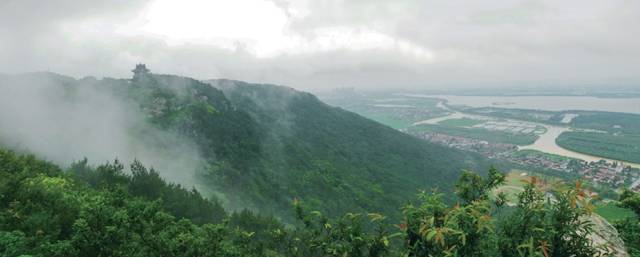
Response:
[[0, 71, 492, 221]]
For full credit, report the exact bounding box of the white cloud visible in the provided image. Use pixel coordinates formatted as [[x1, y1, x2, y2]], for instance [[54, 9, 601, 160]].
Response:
[[137, 0, 434, 60], [141, 0, 287, 51], [0, 0, 638, 90]]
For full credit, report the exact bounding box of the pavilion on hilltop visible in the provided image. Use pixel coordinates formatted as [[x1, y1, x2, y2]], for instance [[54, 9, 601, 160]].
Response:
[[132, 64, 150, 76]]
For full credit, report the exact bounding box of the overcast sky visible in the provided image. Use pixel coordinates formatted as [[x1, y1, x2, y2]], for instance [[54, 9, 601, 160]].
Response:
[[1, 0, 638, 91]]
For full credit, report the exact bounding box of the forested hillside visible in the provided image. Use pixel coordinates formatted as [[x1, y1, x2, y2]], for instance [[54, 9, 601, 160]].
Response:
[[1, 71, 639, 256], [0, 71, 492, 222], [209, 79, 492, 219], [1, 148, 635, 257]]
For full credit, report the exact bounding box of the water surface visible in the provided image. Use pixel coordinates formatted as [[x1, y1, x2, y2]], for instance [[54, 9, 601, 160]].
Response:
[[403, 94, 640, 114], [414, 109, 640, 169]]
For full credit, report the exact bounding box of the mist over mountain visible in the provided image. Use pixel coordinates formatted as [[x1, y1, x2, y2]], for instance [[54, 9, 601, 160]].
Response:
[[0, 72, 207, 190], [3, 0, 640, 255], [0, 70, 494, 221], [0, 68, 638, 256]]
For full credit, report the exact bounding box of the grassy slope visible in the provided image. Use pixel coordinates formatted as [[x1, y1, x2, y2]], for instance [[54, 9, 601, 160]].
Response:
[[595, 203, 637, 223]]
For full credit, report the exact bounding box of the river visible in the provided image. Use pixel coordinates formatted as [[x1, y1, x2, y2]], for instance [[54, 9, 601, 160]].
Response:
[[518, 125, 640, 169], [413, 107, 640, 169]]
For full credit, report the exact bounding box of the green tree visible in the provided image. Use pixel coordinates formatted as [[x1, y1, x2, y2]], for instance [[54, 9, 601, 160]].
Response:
[[401, 167, 505, 256], [615, 190, 640, 256], [498, 179, 604, 257], [288, 198, 393, 257]]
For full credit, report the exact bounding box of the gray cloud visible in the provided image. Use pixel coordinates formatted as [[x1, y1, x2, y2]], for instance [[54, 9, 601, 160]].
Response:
[[0, 0, 638, 91]]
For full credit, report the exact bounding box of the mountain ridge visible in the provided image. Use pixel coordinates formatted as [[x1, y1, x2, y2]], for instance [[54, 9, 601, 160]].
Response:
[[0, 70, 493, 221]]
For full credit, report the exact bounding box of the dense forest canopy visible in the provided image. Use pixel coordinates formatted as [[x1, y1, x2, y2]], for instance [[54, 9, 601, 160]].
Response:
[[1, 148, 638, 256], [1, 71, 639, 256], [0, 72, 493, 222]]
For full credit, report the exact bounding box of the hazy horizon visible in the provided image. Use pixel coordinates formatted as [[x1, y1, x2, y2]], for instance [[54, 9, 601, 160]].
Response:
[[1, 0, 639, 91], [2, 2, 640, 255]]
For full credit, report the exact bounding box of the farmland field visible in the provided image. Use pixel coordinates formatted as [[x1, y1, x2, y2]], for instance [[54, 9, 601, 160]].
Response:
[[438, 118, 485, 127], [556, 131, 640, 163], [409, 124, 538, 145]]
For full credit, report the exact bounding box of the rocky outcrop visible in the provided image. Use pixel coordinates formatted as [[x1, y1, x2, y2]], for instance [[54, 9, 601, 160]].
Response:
[[589, 214, 629, 257]]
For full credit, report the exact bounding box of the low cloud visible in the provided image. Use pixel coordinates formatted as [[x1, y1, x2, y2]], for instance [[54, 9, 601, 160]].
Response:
[[0, 0, 638, 91], [0, 73, 206, 189]]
